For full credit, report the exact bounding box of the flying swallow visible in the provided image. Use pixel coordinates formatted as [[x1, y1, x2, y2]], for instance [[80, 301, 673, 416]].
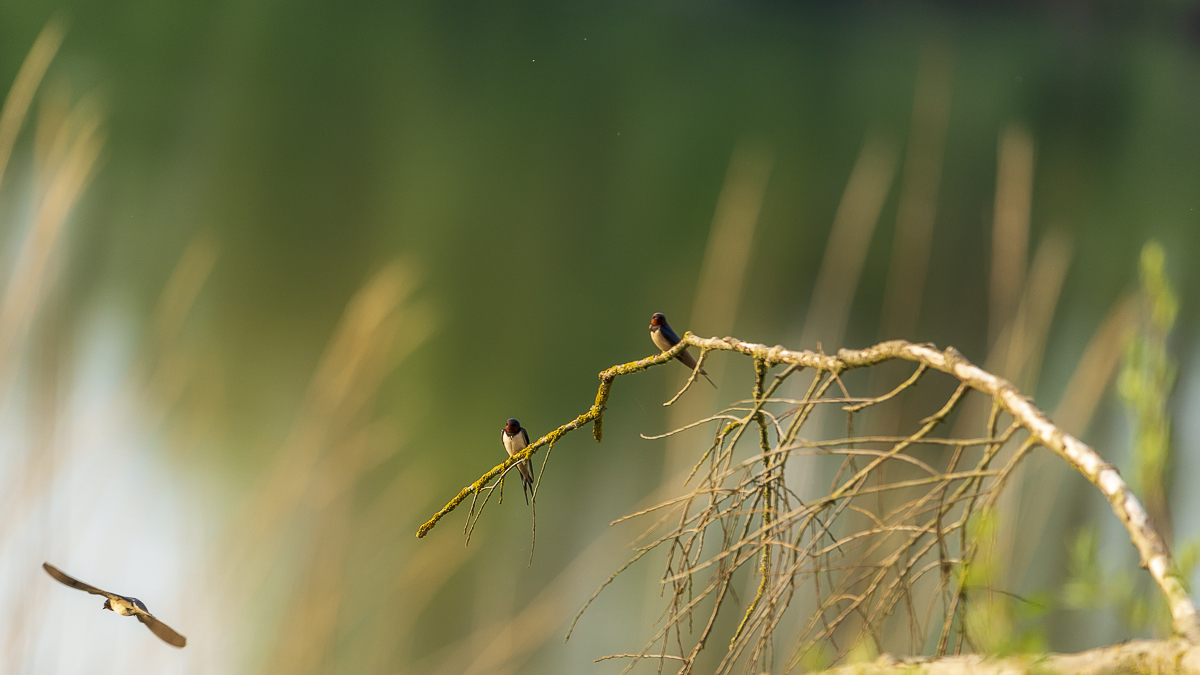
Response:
[[42, 562, 187, 648], [502, 418, 536, 504], [649, 313, 715, 386]]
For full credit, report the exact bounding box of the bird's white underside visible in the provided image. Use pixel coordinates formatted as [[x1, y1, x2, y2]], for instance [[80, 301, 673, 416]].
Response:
[[501, 429, 528, 457], [650, 327, 673, 352]]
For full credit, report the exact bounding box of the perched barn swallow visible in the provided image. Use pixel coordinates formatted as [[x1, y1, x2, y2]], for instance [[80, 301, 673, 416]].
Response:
[[42, 562, 187, 648], [502, 418, 536, 504], [649, 313, 715, 386]]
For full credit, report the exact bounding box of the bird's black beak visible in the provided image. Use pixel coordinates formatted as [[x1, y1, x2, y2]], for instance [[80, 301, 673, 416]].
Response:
[[102, 599, 111, 611]]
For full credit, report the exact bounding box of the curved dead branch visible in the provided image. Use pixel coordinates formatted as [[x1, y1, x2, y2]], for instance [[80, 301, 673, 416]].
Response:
[[416, 335, 1200, 660], [820, 639, 1200, 675]]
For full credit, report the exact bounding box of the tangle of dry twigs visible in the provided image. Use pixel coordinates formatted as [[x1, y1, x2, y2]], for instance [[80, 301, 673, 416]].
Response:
[[417, 335, 1199, 674]]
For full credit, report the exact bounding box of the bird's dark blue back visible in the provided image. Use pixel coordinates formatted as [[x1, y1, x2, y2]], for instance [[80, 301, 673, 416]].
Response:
[[659, 321, 681, 345]]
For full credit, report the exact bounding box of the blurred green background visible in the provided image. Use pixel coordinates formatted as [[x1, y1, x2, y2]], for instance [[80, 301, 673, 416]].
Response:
[[1, 1, 1200, 673]]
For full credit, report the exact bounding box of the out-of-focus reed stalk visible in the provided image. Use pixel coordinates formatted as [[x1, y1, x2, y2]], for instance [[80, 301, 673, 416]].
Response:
[[1005, 293, 1137, 588], [0, 91, 105, 536], [866, 45, 953, 442], [999, 229, 1073, 391], [0, 18, 64, 192], [208, 260, 433, 674], [688, 141, 774, 350], [877, 45, 952, 344], [0, 18, 108, 675], [0, 99, 102, 398], [141, 234, 218, 431], [944, 128, 1049, 445], [800, 132, 897, 352], [988, 125, 1034, 348], [987, 231, 1073, 574], [666, 142, 773, 474]]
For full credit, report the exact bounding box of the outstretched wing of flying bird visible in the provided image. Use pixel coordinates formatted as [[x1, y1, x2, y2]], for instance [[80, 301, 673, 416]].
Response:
[[42, 563, 120, 600], [135, 612, 188, 648]]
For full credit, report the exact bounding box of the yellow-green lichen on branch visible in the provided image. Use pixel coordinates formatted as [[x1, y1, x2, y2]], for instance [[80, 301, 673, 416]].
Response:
[[415, 333, 696, 539]]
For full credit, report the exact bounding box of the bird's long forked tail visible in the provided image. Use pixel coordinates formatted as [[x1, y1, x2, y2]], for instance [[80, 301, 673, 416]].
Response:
[[676, 347, 717, 388], [517, 459, 535, 505]]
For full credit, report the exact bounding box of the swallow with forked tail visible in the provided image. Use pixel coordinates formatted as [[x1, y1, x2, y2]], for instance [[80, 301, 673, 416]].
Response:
[[43, 562, 187, 648], [649, 313, 715, 387], [502, 418, 536, 503]]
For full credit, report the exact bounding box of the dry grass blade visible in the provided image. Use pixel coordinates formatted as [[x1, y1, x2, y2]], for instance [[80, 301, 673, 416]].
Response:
[[689, 141, 774, 344], [989, 125, 1035, 346], [878, 44, 953, 342], [0, 17, 65, 192], [213, 261, 431, 672], [801, 132, 898, 351], [0, 92, 102, 397], [0, 86, 102, 555]]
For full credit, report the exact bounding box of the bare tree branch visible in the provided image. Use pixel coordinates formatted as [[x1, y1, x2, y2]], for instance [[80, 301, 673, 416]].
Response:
[[821, 639, 1200, 675], [417, 333, 1200, 670]]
